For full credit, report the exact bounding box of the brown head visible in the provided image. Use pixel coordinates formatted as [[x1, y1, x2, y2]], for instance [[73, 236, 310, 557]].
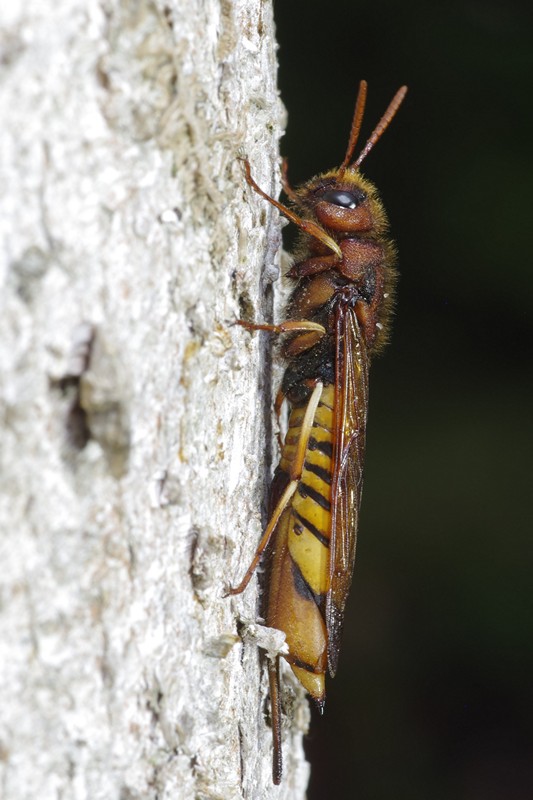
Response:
[[292, 81, 407, 239]]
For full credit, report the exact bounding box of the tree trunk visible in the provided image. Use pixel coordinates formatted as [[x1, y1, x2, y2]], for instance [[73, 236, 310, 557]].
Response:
[[0, 1, 309, 797]]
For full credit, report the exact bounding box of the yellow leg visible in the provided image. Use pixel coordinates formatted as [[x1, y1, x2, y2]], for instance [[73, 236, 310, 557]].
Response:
[[226, 382, 324, 596], [236, 319, 326, 336]]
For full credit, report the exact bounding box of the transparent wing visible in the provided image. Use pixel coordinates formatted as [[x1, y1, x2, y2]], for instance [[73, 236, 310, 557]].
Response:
[[326, 302, 369, 676]]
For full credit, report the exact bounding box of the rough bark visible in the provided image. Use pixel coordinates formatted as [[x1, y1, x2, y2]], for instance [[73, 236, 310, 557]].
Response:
[[0, 1, 309, 798]]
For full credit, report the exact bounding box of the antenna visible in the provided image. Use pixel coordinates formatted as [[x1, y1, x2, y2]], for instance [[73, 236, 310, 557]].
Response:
[[337, 80, 368, 180], [353, 85, 408, 169]]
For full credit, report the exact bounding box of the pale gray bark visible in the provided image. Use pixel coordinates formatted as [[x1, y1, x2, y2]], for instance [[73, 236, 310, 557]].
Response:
[[0, 1, 309, 798]]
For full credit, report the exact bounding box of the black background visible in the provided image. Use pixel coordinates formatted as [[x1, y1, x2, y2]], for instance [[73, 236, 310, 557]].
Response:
[[273, 2, 533, 798]]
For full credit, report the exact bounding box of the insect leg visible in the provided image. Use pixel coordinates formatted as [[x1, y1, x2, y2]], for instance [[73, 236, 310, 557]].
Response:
[[287, 253, 339, 278], [226, 382, 324, 596], [268, 656, 283, 785], [236, 319, 326, 336], [274, 387, 286, 449], [241, 159, 342, 258], [281, 157, 299, 204], [226, 480, 298, 596]]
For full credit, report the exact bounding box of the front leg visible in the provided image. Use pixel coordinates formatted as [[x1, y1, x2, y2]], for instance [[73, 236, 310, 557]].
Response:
[[235, 319, 326, 336]]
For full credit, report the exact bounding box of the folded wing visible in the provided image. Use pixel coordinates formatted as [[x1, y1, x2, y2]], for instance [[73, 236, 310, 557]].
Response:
[[326, 302, 369, 676]]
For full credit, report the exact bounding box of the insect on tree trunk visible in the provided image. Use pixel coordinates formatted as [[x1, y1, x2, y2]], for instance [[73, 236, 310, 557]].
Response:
[[0, 1, 310, 798]]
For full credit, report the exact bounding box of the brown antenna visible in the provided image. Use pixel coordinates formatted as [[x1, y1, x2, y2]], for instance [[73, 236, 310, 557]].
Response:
[[354, 85, 408, 168], [337, 80, 368, 180]]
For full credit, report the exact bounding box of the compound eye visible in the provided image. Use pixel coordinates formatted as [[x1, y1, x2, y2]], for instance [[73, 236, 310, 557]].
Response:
[[320, 189, 366, 209]]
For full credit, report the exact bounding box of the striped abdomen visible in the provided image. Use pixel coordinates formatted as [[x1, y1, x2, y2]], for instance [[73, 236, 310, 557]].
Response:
[[266, 383, 335, 702]]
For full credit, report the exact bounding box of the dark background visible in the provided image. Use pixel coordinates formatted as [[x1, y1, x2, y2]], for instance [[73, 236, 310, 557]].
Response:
[[273, 2, 533, 798]]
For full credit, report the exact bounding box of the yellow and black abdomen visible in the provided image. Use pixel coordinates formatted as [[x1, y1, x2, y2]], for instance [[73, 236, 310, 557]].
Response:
[[266, 384, 335, 703]]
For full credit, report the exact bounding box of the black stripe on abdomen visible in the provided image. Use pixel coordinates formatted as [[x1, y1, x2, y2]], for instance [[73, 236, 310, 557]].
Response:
[[308, 437, 333, 458], [304, 461, 332, 485], [292, 509, 330, 548], [298, 482, 331, 511], [290, 558, 326, 606]]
